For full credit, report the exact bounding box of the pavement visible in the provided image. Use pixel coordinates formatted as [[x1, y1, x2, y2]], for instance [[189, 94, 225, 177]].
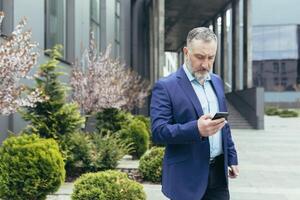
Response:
[[47, 115, 300, 200]]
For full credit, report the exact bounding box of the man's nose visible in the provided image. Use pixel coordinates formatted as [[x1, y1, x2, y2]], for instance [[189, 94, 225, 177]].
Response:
[[201, 59, 209, 69]]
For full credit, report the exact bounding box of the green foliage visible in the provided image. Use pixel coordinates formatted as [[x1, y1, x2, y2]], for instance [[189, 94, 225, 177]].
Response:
[[134, 115, 151, 137], [134, 115, 150, 132], [72, 170, 146, 200], [265, 107, 299, 117], [138, 147, 164, 183], [95, 108, 151, 159], [21, 45, 85, 139], [60, 131, 132, 178], [90, 133, 132, 171], [278, 109, 299, 118], [118, 118, 149, 159], [95, 108, 131, 133], [265, 106, 280, 116], [60, 132, 93, 178], [0, 134, 65, 200]]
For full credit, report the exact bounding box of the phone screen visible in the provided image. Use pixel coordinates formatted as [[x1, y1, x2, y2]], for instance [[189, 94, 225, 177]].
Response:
[[212, 112, 229, 120]]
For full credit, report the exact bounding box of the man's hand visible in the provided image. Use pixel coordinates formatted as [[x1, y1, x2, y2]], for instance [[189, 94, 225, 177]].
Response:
[[228, 165, 239, 178], [197, 114, 226, 137]]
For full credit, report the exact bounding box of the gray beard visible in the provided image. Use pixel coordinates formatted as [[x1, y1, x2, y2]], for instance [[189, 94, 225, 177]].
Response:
[[185, 62, 209, 85]]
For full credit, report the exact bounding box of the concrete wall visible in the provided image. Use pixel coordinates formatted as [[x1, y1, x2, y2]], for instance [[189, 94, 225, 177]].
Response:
[[226, 87, 265, 129]]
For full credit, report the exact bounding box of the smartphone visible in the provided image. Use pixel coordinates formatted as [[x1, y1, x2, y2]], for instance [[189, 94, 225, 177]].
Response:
[[212, 112, 229, 120]]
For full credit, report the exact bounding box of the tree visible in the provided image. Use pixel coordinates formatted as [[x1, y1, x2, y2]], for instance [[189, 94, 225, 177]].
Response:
[[0, 12, 43, 115], [70, 33, 151, 115], [22, 45, 84, 139]]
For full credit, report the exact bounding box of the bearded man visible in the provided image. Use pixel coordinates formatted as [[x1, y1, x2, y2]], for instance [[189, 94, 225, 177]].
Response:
[[150, 27, 239, 200]]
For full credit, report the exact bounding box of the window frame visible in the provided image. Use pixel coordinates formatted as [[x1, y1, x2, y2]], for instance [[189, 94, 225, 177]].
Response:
[[44, 0, 70, 63]]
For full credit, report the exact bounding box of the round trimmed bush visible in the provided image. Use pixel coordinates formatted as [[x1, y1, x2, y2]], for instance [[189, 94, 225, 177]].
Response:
[[118, 118, 149, 159], [138, 147, 164, 183], [0, 134, 65, 200], [72, 170, 146, 200]]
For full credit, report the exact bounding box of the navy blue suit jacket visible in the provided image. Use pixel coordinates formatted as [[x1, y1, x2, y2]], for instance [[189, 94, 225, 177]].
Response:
[[150, 66, 238, 200]]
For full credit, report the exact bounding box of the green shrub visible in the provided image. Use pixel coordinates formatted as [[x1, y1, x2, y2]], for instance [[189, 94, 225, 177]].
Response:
[[21, 45, 85, 139], [90, 133, 132, 171], [72, 170, 146, 200], [118, 118, 149, 159], [60, 131, 132, 179], [279, 109, 299, 118], [96, 108, 131, 133], [0, 134, 65, 200], [134, 115, 150, 133], [60, 132, 93, 178], [265, 106, 280, 116], [139, 147, 164, 183], [134, 115, 152, 145]]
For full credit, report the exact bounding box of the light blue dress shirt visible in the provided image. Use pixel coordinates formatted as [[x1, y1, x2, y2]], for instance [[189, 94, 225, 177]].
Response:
[[183, 64, 223, 159]]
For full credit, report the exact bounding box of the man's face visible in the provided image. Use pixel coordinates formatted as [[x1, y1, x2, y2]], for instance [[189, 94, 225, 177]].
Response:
[[183, 39, 217, 83]]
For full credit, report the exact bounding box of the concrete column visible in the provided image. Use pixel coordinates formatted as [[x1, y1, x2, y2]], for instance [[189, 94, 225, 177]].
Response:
[[149, 4, 154, 84], [158, 0, 165, 79], [221, 12, 228, 82], [120, 0, 131, 66], [232, 0, 240, 91], [150, 0, 164, 84], [213, 17, 221, 75], [243, 0, 252, 89]]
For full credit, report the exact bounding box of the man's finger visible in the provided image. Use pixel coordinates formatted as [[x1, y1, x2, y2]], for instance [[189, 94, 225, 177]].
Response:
[[201, 114, 213, 120], [209, 118, 225, 125]]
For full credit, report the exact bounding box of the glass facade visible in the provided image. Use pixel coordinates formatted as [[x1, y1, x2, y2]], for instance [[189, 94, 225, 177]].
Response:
[[253, 25, 298, 60], [90, 0, 101, 50], [45, 0, 66, 57], [252, 25, 300, 91]]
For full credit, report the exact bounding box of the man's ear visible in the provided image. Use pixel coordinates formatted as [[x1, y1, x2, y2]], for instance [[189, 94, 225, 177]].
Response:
[[183, 47, 188, 57]]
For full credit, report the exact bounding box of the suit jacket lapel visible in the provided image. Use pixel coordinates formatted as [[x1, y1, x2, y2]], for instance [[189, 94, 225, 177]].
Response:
[[210, 75, 226, 112], [176, 66, 204, 117]]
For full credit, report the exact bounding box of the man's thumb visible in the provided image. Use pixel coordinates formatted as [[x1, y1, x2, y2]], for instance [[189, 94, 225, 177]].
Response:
[[201, 114, 212, 120]]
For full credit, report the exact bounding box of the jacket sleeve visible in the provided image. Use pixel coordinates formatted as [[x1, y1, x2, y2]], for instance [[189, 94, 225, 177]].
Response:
[[150, 81, 202, 144], [226, 123, 238, 166]]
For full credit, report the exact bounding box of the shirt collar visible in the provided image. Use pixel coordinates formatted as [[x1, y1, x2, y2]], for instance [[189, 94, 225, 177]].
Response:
[[183, 63, 211, 83]]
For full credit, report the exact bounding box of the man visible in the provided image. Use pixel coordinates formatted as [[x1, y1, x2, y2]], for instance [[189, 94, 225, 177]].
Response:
[[150, 27, 239, 200]]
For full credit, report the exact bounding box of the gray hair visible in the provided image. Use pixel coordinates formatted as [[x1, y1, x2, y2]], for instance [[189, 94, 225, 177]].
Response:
[[186, 27, 217, 47]]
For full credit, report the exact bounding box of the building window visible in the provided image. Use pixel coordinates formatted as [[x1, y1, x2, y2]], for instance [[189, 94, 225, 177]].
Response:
[[45, 0, 66, 57], [281, 62, 286, 75], [90, 0, 101, 49], [260, 62, 264, 73], [281, 77, 288, 87], [115, 0, 120, 58], [274, 77, 279, 86], [273, 62, 279, 73]]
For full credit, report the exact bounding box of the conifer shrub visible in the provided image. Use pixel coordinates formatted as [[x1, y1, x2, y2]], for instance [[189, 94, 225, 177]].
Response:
[[0, 134, 65, 200]]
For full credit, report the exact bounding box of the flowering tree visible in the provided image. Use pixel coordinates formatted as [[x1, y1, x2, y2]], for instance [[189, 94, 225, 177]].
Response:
[[70, 33, 151, 115], [0, 12, 43, 115]]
